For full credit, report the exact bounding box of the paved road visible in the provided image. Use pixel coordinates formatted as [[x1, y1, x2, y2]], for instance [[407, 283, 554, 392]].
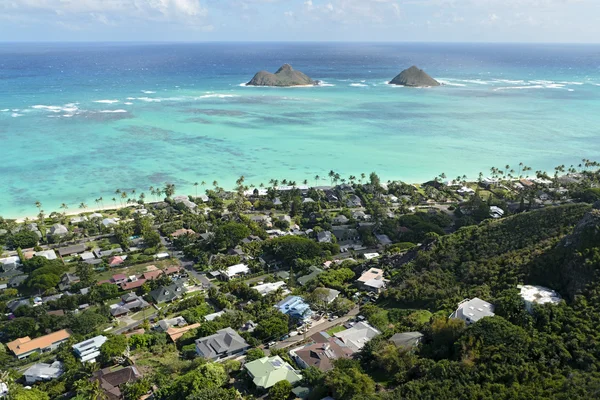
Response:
[[267, 306, 360, 353]]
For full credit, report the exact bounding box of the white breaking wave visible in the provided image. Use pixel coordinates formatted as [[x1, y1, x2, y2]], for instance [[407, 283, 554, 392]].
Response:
[[126, 97, 136, 100], [1, 109, 10, 112], [99, 109, 127, 113], [438, 80, 466, 87], [11, 113, 23, 117], [137, 97, 162, 102], [94, 99, 120, 104], [31, 104, 80, 114], [197, 94, 239, 98], [349, 83, 368, 87], [142, 90, 156, 94], [124, 102, 133, 105], [492, 79, 526, 84]]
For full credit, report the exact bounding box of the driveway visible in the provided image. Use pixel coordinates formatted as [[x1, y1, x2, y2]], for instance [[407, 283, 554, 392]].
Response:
[[266, 306, 360, 353]]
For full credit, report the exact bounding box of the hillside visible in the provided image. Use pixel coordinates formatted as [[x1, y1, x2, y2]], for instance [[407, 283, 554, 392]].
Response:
[[246, 64, 315, 87]]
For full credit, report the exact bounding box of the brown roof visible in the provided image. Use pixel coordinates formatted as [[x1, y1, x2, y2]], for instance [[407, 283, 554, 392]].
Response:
[[120, 279, 147, 291], [164, 266, 181, 275], [92, 366, 141, 400], [171, 228, 196, 238], [142, 270, 163, 280], [166, 323, 200, 342], [294, 333, 353, 372], [7, 329, 71, 356]]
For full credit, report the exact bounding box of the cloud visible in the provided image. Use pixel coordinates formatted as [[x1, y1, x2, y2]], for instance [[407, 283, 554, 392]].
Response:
[[2, 0, 208, 25]]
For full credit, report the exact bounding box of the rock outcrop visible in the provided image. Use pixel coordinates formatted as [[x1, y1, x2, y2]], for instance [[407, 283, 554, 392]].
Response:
[[246, 64, 316, 87], [389, 66, 440, 87]]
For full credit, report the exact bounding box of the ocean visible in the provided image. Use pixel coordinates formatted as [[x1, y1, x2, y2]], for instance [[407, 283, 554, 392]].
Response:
[[1, 42, 599, 218]]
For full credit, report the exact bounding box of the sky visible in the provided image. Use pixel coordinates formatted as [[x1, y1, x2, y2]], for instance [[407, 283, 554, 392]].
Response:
[[0, 0, 599, 42]]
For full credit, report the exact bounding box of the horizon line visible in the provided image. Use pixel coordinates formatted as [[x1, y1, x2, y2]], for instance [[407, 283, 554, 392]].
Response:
[[1, 40, 599, 45]]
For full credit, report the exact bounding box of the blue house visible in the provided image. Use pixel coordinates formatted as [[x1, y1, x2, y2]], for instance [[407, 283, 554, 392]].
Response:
[[276, 296, 313, 320]]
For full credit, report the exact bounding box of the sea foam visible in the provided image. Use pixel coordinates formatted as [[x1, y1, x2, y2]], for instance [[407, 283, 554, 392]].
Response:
[[94, 99, 120, 104]]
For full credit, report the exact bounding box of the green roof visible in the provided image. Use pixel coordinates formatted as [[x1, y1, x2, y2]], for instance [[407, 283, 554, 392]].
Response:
[[244, 356, 302, 389], [297, 266, 324, 286]]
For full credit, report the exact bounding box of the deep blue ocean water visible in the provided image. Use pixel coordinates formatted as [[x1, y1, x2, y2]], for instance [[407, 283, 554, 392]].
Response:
[[1, 42, 599, 217]]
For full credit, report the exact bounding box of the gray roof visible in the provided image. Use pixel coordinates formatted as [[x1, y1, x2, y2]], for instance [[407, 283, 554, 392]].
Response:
[[9, 274, 28, 287], [317, 231, 333, 243], [389, 332, 424, 348], [8, 299, 31, 312], [195, 327, 249, 360], [324, 288, 340, 303], [24, 361, 63, 382], [297, 266, 324, 286], [452, 297, 495, 324], [49, 224, 68, 236], [334, 322, 380, 353], [150, 282, 186, 303], [57, 244, 86, 256]]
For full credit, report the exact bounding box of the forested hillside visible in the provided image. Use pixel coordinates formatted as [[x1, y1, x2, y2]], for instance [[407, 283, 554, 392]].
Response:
[[346, 203, 600, 399]]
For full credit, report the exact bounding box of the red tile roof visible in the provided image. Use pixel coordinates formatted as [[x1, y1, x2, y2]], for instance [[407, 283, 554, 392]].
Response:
[[142, 270, 163, 280]]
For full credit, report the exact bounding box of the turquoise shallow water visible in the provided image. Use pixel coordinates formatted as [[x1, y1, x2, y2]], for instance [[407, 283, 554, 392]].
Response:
[[1, 43, 599, 218]]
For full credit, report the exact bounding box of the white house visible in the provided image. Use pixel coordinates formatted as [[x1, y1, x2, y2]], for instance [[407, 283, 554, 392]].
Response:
[[519, 285, 561, 313], [253, 281, 287, 296], [450, 298, 495, 325], [24, 361, 63, 384], [220, 263, 250, 280], [72, 335, 107, 363], [489, 206, 505, 219]]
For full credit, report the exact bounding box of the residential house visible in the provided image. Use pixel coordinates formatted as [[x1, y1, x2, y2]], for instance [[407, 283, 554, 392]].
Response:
[[346, 195, 362, 208], [276, 295, 313, 320], [7, 329, 71, 359], [317, 231, 333, 243], [173, 195, 197, 211], [24, 361, 63, 384], [91, 365, 142, 400], [297, 266, 324, 287], [109, 294, 150, 317], [102, 218, 118, 227], [323, 288, 340, 304], [8, 274, 28, 288], [356, 268, 387, 293], [375, 234, 392, 246], [220, 263, 250, 280], [450, 298, 495, 325], [149, 282, 186, 303], [290, 332, 353, 371], [59, 273, 80, 291], [49, 224, 68, 237], [166, 323, 201, 342], [171, 228, 196, 238], [70, 216, 88, 224], [204, 311, 226, 321], [7, 299, 31, 313], [112, 274, 128, 285], [519, 285, 561, 313], [253, 281, 287, 296], [156, 316, 187, 332], [363, 253, 380, 260], [109, 256, 125, 267], [72, 335, 108, 363], [195, 327, 250, 361], [244, 356, 303, 389], [27, 249, 57, 261], [332, 215, 349, 225], [333, 322, 380, 353], [57, 244, 86, 257], [120, 278, 147, 291], [489, 206, 505, 219], [352, 210, 368, 220], [0, 256, 21, 271], [389, 332, 424, 349], [94, 248, 123, 258]]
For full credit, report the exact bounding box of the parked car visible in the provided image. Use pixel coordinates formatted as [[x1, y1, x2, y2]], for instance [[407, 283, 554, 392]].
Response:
[[267, 341, 276, 348]]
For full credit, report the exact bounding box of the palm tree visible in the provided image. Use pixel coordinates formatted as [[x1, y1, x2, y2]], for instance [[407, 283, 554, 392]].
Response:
[[212, 180, 218, 188], [314, 175, 320, 186], [60, 203, 68, 216], [112, 197, 117, 207], [360, 173, 366, 183], [98, 197, 104, 208], [163, 183, 176, 198], [79, 202, 88, 212], [303, 179, 308, 186], [35, 201, 42, 214], [120, 191, 127, 206], [328, 170, 335, 185], [95, 198, 100, 209], [194, 182, 199, 198]]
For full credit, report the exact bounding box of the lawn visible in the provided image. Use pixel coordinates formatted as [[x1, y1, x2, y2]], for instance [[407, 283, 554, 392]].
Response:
[[134, 346, 191, 377], [326, 325, 346, 336]]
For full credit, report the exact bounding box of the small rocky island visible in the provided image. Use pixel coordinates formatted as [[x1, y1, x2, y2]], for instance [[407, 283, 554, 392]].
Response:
[[246, 64, 317, 87], [389, 66, 441, 87]]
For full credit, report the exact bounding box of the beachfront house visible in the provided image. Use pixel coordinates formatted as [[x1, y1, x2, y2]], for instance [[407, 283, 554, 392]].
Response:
[[450, 298, 495, 325], [72, 335, 108, 363], [7, 329, 71, 359]]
